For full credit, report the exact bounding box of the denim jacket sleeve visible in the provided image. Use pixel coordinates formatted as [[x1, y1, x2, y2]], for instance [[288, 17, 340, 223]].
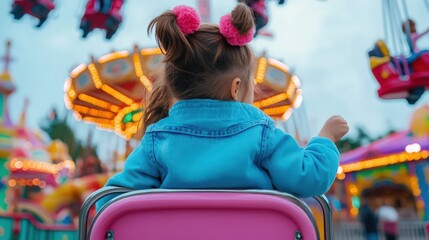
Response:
[[261, 126, 340, 198], [95, 133, 161, 210]]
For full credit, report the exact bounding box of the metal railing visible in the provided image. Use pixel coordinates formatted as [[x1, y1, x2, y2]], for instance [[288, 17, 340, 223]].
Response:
[[0, 213, 77, 240], [335, 221, 429, 240]]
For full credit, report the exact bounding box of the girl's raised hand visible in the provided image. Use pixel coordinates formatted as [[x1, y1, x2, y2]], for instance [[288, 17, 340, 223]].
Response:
[[318, 116, 349, 142]]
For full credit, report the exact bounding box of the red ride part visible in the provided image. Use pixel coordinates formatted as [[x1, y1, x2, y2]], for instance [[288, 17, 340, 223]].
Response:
[[10, 0, 55, 27], [80, 0, 124, 40], [369, 43, 429, 104], [372, 62, 428, 104], [411, 52, 429, 73]]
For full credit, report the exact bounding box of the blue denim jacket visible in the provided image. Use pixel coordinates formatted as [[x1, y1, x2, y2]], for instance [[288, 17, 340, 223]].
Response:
[[97, 99, 340, 209]]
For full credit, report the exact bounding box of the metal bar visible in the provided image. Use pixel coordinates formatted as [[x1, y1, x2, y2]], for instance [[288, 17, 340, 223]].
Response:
[[382, 0, 390, 46], [425, 0, 429, 12], [386, 0, 405, 76], [393, 0, 411, 79], [400, 0, 414, 53], [313, 195, 334, 240], [79, 186, 131, 240]]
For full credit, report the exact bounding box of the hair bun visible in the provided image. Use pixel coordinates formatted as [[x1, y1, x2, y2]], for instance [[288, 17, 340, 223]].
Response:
[[230, 3, 255, 35], [172, 5, 201, 35], [219, 3, 255, 46]]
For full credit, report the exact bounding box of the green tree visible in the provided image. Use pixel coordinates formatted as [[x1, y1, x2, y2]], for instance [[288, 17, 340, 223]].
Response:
[[40, 108, 84, 161], [335, 126, 396, 153]]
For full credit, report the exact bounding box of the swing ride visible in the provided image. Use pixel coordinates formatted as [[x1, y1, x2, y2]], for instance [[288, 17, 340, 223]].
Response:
[[9, 0, 125, 39], [79, 0, 125, 39], [10, 0, 55, 27], [368, 0, 429, 104], [8, 0, 287, 39]]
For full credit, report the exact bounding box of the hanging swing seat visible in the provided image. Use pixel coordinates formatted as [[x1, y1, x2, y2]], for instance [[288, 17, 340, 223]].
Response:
[[10, 0, 55, 27], [80, 0, 124, 40], [369, 40, 428, 104]]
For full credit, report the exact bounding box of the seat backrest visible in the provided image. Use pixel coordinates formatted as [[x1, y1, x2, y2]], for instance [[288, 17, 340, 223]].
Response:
[[89, 190, 319, 240], [376, 40, 390, 58]]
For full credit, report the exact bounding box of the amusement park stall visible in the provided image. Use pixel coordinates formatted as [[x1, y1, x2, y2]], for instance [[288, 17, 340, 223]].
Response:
[[335, 105, 429, 221]]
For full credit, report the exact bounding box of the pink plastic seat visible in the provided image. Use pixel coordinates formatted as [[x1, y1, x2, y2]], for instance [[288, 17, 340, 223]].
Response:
[[80, 189, 327, 240]]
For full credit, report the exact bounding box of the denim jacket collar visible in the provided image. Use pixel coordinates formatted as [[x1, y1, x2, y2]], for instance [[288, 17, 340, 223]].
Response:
[[148, 99, 272, 132]]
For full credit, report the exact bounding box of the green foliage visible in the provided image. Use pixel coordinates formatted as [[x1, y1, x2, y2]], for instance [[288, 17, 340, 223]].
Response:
[[336, 126, 396, 153], [40, 109, 84, 161]]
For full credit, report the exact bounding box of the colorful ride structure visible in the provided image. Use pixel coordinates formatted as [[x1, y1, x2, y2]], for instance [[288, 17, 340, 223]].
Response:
[[10, 0, 55, 27], [0, 41, 16, 212], [1, 166, 108, 240], [64, 46, 303, 140], [9, 0, 299, 40], [9, 0, 125, 39], [334, 105, 429, 220], [369, 40, 429, 104], [368, 0, 429, 104], [79, 0, 125, 39], [0, 41, 78, 239]]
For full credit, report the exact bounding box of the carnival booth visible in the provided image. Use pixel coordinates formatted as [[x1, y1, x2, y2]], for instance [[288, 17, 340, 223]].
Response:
[[336, 105, 429, 220]]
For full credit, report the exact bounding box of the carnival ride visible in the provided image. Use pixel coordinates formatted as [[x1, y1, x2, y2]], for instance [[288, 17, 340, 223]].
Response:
[[9, 0, 125, 39], [336, 105, 429, 219], [368, 0, 429, 104], [10, 0, 55, 27], [9, 0, 291, 39], [41, 173, 109, 220], [0, 41, 85, 239], [80, 0, 125, 39], [9, 129, 75, 190], [64, 46, 303, 140]]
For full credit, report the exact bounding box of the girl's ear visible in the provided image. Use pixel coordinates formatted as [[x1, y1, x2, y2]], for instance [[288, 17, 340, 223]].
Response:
[[230, 78, 241, 101]]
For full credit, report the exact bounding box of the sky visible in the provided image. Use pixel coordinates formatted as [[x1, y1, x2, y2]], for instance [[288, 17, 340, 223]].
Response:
[[1, 0, 428, 162]]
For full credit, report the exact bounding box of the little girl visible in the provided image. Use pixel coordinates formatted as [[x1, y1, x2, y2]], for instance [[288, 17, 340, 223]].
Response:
[[97, 3, 348, 208]]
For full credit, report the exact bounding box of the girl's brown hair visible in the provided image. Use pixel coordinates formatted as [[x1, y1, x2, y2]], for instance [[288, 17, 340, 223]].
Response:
[[142, 3, 255, 133], [402, 19, 416, 34]]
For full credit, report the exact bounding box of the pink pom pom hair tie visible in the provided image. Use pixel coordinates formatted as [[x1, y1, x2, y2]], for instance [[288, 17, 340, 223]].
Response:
[[172, 6, 201, 35], [219, 14, 255, 46]]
